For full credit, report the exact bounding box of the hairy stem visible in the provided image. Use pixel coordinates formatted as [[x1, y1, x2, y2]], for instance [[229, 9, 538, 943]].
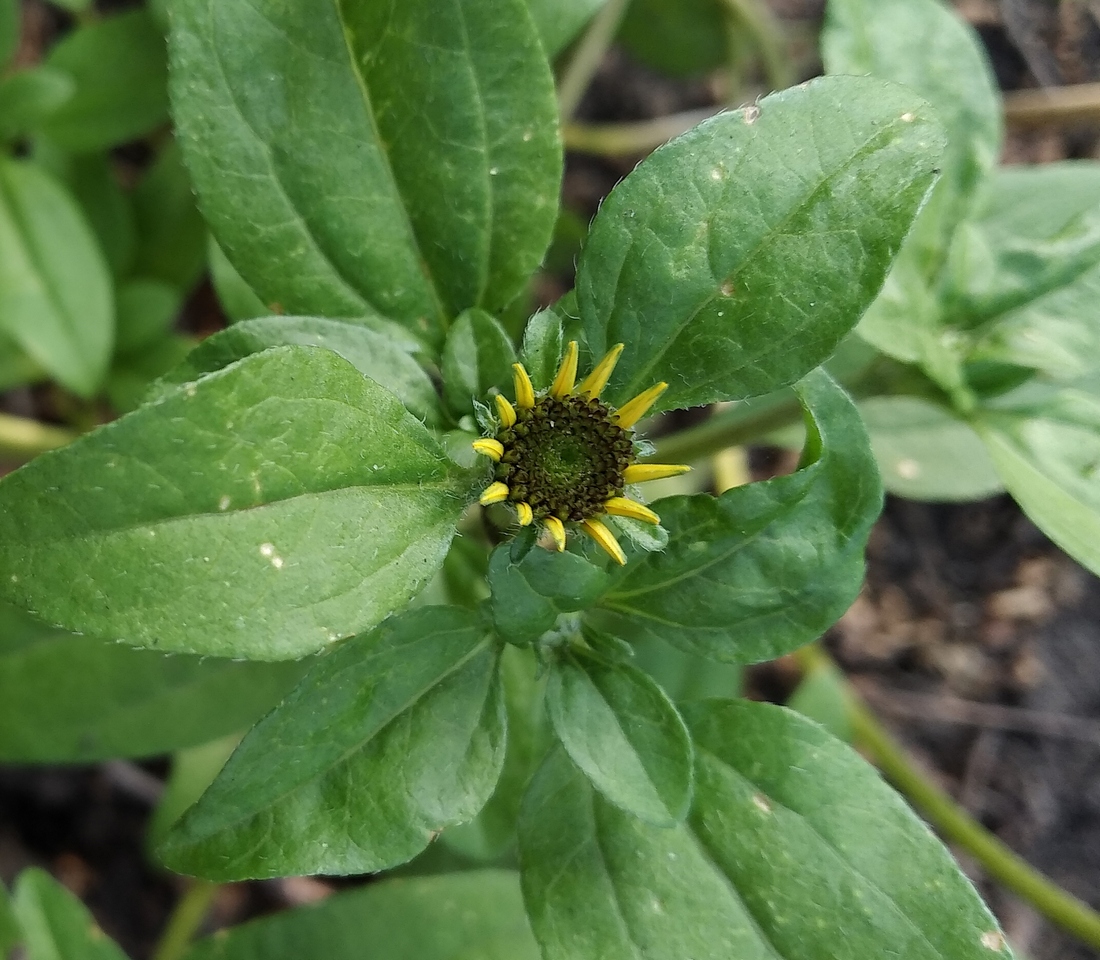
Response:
[[151, 879, 219, 960], [797, 643, 1100, 952]]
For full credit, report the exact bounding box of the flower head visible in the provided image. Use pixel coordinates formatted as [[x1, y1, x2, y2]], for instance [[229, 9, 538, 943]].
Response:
[[473, 342, 689, 564]]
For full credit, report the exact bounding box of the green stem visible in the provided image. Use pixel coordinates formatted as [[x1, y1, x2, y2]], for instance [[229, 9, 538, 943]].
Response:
[[0, 413, 77, 461], [564, 109, 718, 156], [717, 0, 792, 93], [649, 391, 803, 464], [556, 0, 632, 121], [151, 880, 219, 960], [797, 644, 1100, 952]]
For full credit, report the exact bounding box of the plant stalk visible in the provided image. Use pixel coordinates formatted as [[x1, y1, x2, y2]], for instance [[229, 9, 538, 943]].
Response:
[[1004, 83, 1100, 128], [557, 0, 632, 122], [151, 879, 219, 960], [0, 413, 77, 461], [797, 644, 1100, 952], [717, 0, 792, 93]]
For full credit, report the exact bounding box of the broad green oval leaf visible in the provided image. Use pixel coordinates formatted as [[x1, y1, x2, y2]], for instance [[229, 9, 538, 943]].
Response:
[[0, 66, 75, 140], [618, 0, 727, 76], [591, 369, 881, 663], [131, 140, 206, 291], [577, 75, 946, 412], [169, 0, 561, 348], [519, 701, 1013, 960], [182, 871, 539, 960], [0, 158, 113, 397], [859, 395, 1003, 501], [0, 603, 302, 762], [40, 10, 168, 152], [787, 657, 851, 741], [150, 735, 239, 846], [159, 606, 506, 880], [823, 0, 1000, 248], [976, 390, 1100, 577], [105, 335, 194, 414], [12, 869, 127, 960], [547, 653, 693, 824], [443, 308, 518, 416], [525, 0, 606, 59], [0, 880, 17, 957], [158, 315, 442, 426], [0, 346, 474, 660], [488, 538, 611, 645]]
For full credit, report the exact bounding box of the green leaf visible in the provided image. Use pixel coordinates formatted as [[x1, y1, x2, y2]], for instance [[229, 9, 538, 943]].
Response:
[[0, 879, 18, 956], [631, 636, 742, 701], [158, 316, 442, 426], [131, 139, 206, 291], [519, 306, 564, 390], [208, 236, 267, 322], [519, 701, 1013, 960], [823, 0, 1001, 247], [159, 606, 505, 880], [182, 871, 538, 960], [547, 652, 693, 824], [440, 645, 546, 862], [618, 0, 727, 76], [0, 346, 473, 660], [592, 369, 881, 663], [40, 10, 168, 152], [169, 0, 561, 348], [577, 75, 946, 412], [105, 335, 194, 414], [0, 603, 302, 762], [0, 158, 113, 397], [951, 163, 1100, 382], [0, 0, 17, 69], [0, 67, 75, 141], [787, 658, 852, 741], [114, 279, 181, 356], [488, 538, 611, 645], [12, 869, 127, 960], [64, 154, 136, 280], [149, 734, 239, 846], [442, 308, 518, 416], [525, 0, 606, 58], [976, 389, 1100, 577], [860, 395, 1003, 501]]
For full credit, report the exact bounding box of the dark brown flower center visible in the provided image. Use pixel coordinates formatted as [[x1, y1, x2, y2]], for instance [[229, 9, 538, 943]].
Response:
[[493, 395, 633, 521]]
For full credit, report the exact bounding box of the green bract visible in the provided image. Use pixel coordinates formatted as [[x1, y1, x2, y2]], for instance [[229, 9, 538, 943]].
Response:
[[6, 0, 1071, 955]]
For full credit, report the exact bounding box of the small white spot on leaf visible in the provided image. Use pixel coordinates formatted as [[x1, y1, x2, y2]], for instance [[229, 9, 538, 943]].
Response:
[[743, 105, 761, 124], [260, 543, 275, 557], [895, 458, 920, 480], [752, 793, 772, 814], [272, 556, 284, 570], [981, 931, 1006, 951], [901, 112, 915, 122]]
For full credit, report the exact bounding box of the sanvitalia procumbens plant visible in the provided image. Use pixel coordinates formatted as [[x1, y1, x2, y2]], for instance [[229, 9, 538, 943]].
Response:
[[0, 0, 1020, 955]]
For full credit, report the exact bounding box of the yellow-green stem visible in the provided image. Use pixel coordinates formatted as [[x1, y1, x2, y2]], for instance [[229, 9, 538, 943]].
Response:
[[797, 644, 1100, 952], [564, 108, 719, 156], [151, 880, 219, 960], [717, 0, 792, 93], [0, 413, 77, 461]]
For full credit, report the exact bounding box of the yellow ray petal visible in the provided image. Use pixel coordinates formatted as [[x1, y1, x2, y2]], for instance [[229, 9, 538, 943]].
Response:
[[582, 518, 626, 565], [622, 463, 691, 484], [479, 481, 510, 506], [513, 363, 536, 409], [603, 496, 660, 525], [550, 340, 579, 399], [576, 342, 624, 398], [494, 394, 517, 428], [472, 438, 504, 461], [543, 516, 566, 552], [614, 381, 668, 429], [516, 502, 534, 526]]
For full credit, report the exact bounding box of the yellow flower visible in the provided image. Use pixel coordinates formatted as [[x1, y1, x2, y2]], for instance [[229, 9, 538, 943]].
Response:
[[473, 341, 690, 565]]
